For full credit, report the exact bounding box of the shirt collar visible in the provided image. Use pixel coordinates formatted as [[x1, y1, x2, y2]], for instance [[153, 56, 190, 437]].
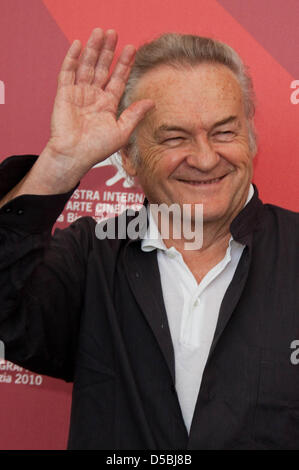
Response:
[[141, 184, 255, 253]]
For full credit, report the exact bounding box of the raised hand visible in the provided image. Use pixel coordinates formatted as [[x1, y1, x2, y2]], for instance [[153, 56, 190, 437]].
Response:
[[46, 28, 154, 173]]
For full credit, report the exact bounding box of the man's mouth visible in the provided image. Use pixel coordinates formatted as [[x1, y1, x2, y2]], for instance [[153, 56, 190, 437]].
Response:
[[177, 174, 227, 185]]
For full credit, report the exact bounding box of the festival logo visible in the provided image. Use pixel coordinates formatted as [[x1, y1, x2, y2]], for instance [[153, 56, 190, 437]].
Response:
[[56, 152, 144, 228], [92, 152, 134, 188]]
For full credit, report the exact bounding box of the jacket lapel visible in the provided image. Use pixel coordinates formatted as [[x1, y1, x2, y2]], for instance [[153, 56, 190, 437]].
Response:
[[207, 185, 263, 361], [124, 240, 176, 384], [208, 239, 252, 361]]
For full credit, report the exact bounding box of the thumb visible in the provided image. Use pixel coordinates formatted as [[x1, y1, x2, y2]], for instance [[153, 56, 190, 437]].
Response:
[[117, 99, 155, 141]]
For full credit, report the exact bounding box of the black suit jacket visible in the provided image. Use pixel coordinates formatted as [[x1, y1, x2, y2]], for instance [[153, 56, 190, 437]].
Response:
[[0, 154, 299, 449]]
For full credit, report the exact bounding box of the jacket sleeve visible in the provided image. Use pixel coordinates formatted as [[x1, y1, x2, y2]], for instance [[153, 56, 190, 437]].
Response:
[[0, 155, 95, 382]]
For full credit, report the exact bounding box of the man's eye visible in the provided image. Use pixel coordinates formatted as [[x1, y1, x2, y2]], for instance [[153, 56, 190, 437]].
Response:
[[212, 131, 235, 140], [163, 137, 184, 144]]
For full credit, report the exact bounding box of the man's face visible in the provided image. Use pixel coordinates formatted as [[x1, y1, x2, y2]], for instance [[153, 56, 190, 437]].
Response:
[[124, 63, 254, 224]]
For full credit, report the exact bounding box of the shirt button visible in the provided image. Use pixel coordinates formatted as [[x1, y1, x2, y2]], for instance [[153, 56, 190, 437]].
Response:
[[4, 207, 12, 213], [135, 271, 140, 279], [17, 209, 24, 215], [166, 248, 176, 258], [194, 299, 200, 307]]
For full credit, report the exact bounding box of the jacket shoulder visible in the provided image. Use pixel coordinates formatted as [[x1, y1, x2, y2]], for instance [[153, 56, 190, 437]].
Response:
[[260, 203, 299, 255], [263, 203, 299, 226]]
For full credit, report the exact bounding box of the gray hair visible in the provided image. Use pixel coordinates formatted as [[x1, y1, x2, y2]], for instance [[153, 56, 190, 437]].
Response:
[[118, 32, 257, 168]]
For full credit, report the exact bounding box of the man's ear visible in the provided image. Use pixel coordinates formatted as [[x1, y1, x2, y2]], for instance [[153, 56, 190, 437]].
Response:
[[120, 147, 138, 177]]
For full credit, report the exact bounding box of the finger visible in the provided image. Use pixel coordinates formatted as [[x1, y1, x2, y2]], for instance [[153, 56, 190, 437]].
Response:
[[58, 39, 82, 87], [104, 45, 136, 101], [75, 28, 105, 85], [117, 99, 155, 141], [93, 29, 118, 88]]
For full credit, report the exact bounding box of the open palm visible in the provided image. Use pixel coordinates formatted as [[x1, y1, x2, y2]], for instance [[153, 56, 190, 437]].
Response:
[[47, 28, 153, 172]]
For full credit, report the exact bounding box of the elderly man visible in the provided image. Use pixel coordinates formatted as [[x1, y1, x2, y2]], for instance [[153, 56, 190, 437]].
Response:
[[0, 28, 298, 450]]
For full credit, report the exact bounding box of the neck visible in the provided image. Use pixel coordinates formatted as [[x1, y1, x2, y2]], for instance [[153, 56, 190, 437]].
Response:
[[165, 220, 230, 250], [161, 217, 233, 285], [163, 217, 232, 264]]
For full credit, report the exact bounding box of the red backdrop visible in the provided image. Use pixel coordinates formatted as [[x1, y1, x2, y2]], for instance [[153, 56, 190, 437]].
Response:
[[0, 0, 298, 449]]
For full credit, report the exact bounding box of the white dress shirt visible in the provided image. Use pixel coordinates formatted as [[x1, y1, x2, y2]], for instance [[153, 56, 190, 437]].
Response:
[[141, 184, 254, 433]]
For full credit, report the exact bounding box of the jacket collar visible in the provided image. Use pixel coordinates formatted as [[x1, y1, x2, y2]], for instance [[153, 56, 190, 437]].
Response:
[[229, 183, 264, 246]]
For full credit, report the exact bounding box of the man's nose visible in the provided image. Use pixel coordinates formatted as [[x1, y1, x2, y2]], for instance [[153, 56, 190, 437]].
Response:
[[185, 135, 220, 171]]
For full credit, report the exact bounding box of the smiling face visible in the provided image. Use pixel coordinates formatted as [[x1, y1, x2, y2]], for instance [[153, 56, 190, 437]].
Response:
[[122, 62, 255, 225]]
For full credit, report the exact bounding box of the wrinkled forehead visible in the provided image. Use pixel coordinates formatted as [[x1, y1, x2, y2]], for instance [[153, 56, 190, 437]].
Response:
[[132, 63, 245, 126]]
